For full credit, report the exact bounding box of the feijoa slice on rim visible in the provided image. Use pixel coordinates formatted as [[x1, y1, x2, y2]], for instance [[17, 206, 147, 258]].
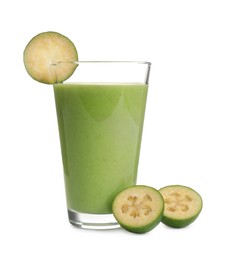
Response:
[[112, 185, 164, 234], [23, 31, 78, 84], [159, 185, 203, 228]]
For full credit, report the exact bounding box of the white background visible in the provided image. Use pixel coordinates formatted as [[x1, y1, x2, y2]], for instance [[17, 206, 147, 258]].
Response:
[[1, 0, 226, 259]]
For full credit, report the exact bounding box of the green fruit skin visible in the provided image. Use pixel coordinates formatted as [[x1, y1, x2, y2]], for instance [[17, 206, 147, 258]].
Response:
[[161, 211, 202, 228], [119, 211, 164, 234]]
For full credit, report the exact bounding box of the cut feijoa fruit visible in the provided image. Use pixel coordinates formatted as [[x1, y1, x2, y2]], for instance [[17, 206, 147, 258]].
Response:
[[159, 185, 203, 228], [23, 31, 78, 84], [112, 185, 164, 233]]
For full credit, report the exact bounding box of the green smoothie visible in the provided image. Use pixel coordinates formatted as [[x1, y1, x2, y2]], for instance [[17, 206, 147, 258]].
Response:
[[53, 83, 148, 214]]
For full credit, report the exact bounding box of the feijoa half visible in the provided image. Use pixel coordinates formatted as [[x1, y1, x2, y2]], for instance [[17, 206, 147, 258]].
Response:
[[112, 185, 164, 234], [159, 185, 203, 228], [23, 31, 78, 84]]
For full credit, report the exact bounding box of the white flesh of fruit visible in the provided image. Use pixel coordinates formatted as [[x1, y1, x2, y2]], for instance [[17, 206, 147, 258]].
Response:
[[24, 31, 78, 84], [160, 185, 202, 220]]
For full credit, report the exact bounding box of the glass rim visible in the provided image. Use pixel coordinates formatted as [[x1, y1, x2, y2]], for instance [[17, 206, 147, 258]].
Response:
[[49, 60, 151, 66]]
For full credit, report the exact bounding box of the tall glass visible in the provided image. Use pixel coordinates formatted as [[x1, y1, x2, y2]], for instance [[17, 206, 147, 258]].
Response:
[[53, 61, 151, 229]]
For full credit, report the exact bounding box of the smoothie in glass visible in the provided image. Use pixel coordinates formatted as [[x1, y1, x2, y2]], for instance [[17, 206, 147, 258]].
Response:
[[53, 82, 148, 214]]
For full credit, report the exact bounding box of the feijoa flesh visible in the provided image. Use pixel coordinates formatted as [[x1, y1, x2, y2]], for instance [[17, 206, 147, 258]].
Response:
[[112, 185, 164, 233], [23, 31, 78, 84], [159, 185, 203, 228]]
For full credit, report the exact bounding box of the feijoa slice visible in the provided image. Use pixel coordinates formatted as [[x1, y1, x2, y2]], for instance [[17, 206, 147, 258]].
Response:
[[112, 185, 164, 234], [23, 31, 78, 84], [159, 185, 203, 228]]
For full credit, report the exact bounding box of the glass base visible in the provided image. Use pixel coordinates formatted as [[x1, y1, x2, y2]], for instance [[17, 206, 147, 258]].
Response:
[[68, 209, 120, 230]]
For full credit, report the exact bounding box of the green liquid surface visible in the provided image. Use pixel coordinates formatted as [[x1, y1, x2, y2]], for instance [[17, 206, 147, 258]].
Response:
[[54, 83, 148, 213]]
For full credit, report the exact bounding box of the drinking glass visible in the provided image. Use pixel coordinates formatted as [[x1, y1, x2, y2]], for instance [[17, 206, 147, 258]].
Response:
[[52, 61, 151, 229]]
